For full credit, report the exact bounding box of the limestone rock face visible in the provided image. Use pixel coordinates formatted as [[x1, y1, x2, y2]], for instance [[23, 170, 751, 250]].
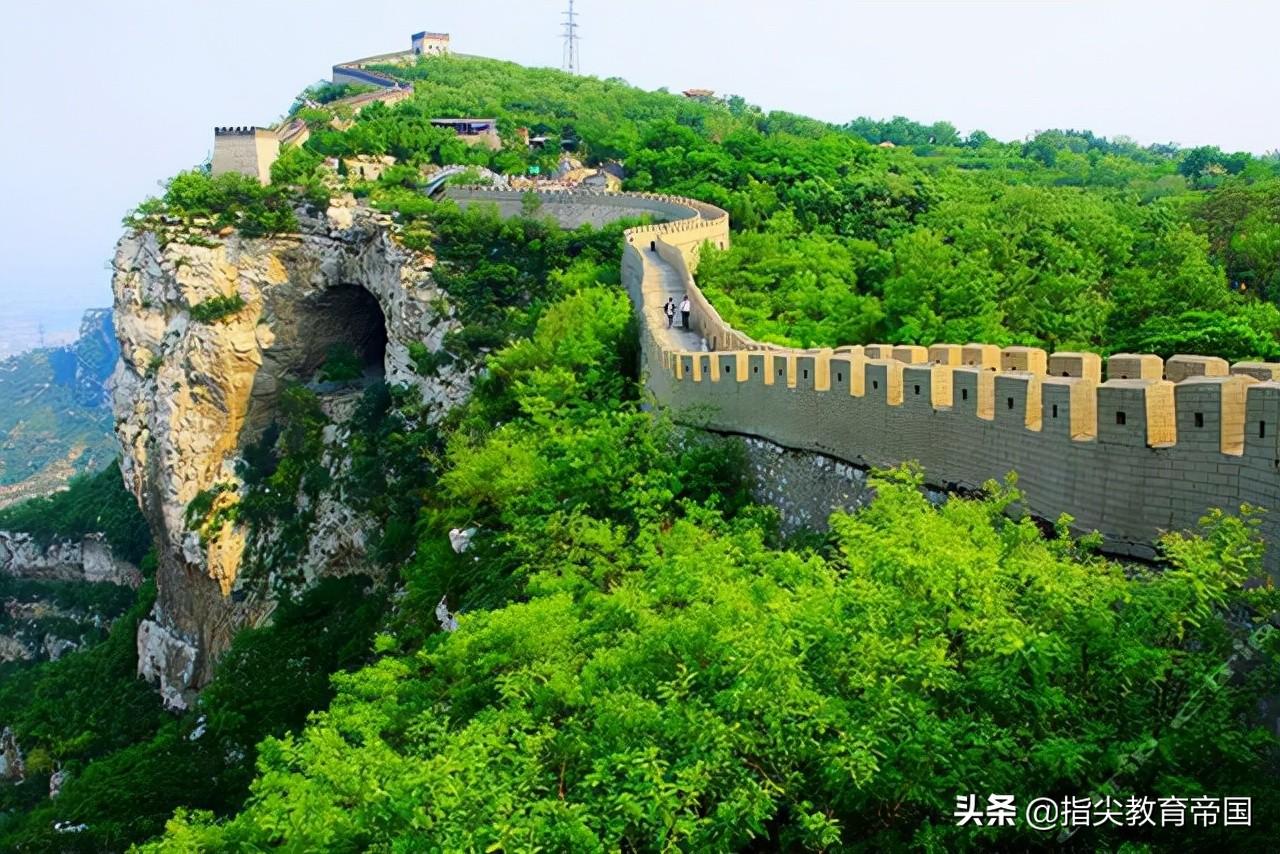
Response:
[[42, 634, 78, 661], [135, 618, 200, 710], [0, 727, 23, 782], [0, 531, 141, 588], [0, 634, 32, 663], [111, 200, 469, 707], [0, 535, 133, 665], [49, 768, 68, 798]]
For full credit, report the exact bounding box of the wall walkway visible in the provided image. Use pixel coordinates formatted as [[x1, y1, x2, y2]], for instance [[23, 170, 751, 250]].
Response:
[[331, 50, 416, 88], [444, 187, 1280, 578]]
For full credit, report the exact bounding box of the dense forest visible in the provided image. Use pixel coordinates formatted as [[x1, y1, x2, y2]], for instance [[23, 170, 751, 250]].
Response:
[[0, 53, 1276, 850]]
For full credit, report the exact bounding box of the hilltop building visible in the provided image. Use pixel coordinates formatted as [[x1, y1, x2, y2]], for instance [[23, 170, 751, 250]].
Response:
[[683, 88, 715, 100], [211, 127, 279, 185], [431, 118, 501, 150], [412, 31, 450, 56]]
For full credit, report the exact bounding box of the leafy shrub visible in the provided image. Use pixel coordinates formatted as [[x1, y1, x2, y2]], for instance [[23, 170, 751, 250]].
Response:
[[268, 146, 331, 211], [1117, 308, 1280, 361], [0, 576, 136, 630], [268, 145, 322, 185], [184, 482, 239, 544], [189, 294, 246, 324], [131, 171, 299, 237], [300, 81, 377, 105], [234, 386, 331, 582], [406, 339, 450, 375], [0, 581, 163, 771]]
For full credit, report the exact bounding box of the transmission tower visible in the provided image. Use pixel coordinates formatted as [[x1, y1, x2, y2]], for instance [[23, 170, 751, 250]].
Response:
[[561, 0, 581, 74]]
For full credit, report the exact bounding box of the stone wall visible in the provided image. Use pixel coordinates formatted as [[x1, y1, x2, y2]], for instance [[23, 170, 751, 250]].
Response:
[[332, 64, 401, 88], [445, 187, 704, 230], [478, 188, 1280, 578], [331, 49, 416, 88], [342, 86, 412, 114], [737, 436, 876, 534], [440, 186, 1280, 573], [657, 351, 1280, 568], [630, 201, 1280, 575], [211, 127, 279, 185]]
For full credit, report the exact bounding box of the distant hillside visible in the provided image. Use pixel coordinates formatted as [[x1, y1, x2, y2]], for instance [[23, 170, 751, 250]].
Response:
[[0, 310, 119, 507]]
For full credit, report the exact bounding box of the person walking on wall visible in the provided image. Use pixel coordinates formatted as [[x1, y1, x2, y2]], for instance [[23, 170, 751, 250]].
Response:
[[679, 295, 691, 330], [664, 297, 675, 328]]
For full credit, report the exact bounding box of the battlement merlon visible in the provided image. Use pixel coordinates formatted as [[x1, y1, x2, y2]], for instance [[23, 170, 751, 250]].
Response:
[[214, 126, 273, 136]]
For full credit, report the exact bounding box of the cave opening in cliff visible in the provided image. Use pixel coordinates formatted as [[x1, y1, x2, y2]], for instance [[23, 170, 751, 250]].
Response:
[[299, 285, 388, 387]]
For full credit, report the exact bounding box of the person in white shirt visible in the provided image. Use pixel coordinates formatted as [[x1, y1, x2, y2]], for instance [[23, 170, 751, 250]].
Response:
[[679, 295, 691, 329]]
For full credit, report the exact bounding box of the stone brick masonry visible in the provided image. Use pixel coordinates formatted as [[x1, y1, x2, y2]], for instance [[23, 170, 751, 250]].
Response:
[[451, 186, 1280, 579]]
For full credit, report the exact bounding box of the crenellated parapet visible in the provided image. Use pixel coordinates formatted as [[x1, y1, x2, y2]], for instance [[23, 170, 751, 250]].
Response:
[[656, 344, 1280, 563]]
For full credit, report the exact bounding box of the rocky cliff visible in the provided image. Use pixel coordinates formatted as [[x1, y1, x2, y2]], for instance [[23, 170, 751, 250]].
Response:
[[111, 196, 469, 708], [0, 531, 140, 665], [0, 531, 141, 587]]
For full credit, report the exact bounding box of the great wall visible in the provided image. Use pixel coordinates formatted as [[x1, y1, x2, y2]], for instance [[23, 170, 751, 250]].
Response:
[[125, 36, 1280, 705], [213, 32, 440, 182], [444, 187, 1280, 577], [207, 22, 1280, 579]]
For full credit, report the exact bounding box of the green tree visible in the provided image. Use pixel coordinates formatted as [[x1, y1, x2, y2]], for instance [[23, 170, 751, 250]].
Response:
[[1232, 212, 1280, 299], [146, 472, 1280, 851]]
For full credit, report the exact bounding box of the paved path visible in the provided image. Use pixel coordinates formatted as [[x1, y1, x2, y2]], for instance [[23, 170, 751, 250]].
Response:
[[639, 246, 704, 353]]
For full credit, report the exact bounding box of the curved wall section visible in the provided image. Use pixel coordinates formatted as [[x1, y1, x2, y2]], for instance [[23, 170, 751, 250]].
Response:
[[445, 187, 707, 230], [447, 187, 1280, 576]]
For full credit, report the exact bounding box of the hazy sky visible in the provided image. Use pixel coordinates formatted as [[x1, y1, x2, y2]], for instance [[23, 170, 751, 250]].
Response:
[[2, 0, 1276, 343]]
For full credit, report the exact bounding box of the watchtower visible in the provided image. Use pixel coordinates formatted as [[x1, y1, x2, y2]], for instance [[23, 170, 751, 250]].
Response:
[[411, 31, 450, 56], [211, 127, 280, 185]]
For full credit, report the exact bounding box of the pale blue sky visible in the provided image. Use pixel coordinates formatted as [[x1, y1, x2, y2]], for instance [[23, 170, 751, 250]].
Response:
[[1, 0, 1276, 350]]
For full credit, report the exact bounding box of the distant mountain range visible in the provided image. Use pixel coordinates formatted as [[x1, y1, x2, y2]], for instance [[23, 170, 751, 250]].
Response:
[[0, 310, 119, 507]]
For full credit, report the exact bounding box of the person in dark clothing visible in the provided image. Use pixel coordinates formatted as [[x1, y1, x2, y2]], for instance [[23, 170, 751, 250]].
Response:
[[679, 295, 691, 329], [664, 298, 675, 328]]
